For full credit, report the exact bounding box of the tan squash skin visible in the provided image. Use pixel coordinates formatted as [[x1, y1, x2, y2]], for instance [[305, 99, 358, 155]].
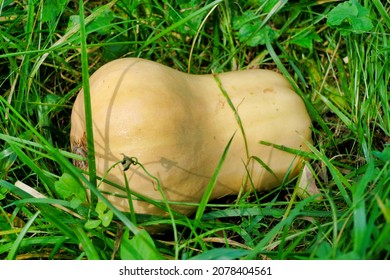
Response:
[[70, 58, 312, 216]]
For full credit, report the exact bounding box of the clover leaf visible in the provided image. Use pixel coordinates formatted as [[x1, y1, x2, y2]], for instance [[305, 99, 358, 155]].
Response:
[[327, 0, 373, 35]]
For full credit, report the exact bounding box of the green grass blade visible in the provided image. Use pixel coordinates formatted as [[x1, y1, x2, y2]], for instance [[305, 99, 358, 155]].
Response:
[[189, 248, 250, 260], [78, 0, 97, 200], [193, 133, 235, 229], [0, 236, 68, 256], [0, 133, 84, 162], [73, 225, 100, 260], [213, 74, 249, 158], [5, 140, 53, 190], [244, 195, 319, 260], [303, 141, 353, 207], [6, 211, 40, 260], [352, 161, 375, 258], [265, 39, 334, 139], [0, 180, 79, 243], [138, 0, 223, 54], [372, 0, 390, 29]]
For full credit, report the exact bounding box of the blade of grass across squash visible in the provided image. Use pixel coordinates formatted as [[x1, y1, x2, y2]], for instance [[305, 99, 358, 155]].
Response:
[[193, 133, 235, 230], [259, 140, 317, 160], [213, 74, 249, 159]]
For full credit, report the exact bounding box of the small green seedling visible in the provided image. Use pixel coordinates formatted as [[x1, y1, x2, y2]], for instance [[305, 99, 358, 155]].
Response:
[[84, 201, 114, 229]]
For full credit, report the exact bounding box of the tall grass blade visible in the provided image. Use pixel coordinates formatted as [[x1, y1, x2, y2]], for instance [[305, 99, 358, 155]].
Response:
[[73, 225, 100, 260], [193, 133, 235, 229], [78, 0, 97, 201], [265, 39, 333, 138], [244, 195, 318, 260], [5, 211, 40, 260], [138, 0, 223, 54], [213, 74, 248, 158], [0, 180, 78, 243], [352, 161, 374, 258], [190, 248, 250, 260]]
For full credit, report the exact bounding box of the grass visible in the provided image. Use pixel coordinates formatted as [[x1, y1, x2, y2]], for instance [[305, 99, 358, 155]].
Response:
[[0, 0, 389, 260]]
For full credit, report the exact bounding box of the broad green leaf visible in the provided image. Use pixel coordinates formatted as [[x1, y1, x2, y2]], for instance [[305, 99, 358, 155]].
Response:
[[94, 201, 113, 227], [120, 229, 162, 260], [233, 11, 255, 30], [167, 0, 205, 37], [314, 241, 333, 259], [258, 0, 280, 13], [233, 11, 277, 46], [290, 31, 322, 50], [95, 201, 107, 215], [86, 6, 115, 35], [70, 197, 82, 209], [67, 5, 115, 36], [84, 220, 101, 229], [0, 187, 8, 201], [54, 173, 86, 202], [66, 15, 80, 34], [350, 16, 374, 34], [327, 0, 373, 35], [101, 211, 113, 227], [42, 0, 69, 24], [239, 23, 276, 47], [327, 2, 358, 26]]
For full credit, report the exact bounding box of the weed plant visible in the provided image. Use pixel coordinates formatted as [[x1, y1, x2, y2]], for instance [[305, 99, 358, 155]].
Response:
[[0, 0, 389, 260]]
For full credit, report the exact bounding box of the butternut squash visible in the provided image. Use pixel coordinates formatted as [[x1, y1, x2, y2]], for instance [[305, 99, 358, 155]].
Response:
[[70, 58, 312, 216]]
